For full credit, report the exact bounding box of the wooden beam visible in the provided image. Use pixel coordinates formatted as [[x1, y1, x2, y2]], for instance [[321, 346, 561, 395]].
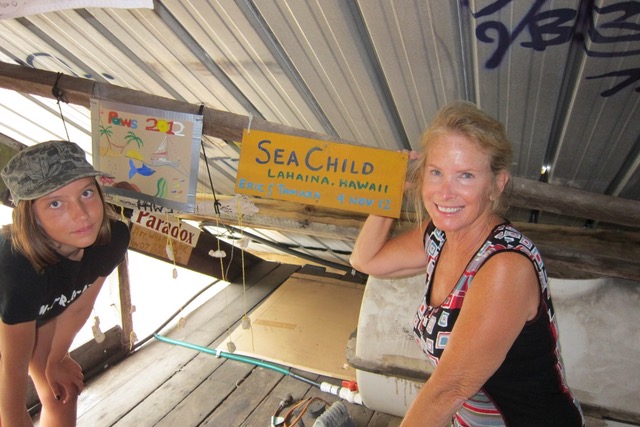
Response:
[[1, 64, 638, 281], [0, 62, 640, 227], [184, 195, 640, 282], [0, 61, 353, 144], [1, 61, 639, 228], [510, 177, 639, 229], [515, 223, 640, 282], [188, 194, 367, 240]]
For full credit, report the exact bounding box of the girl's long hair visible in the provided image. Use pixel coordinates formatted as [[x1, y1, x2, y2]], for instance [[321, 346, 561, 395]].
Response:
[[6, 183, 114, 273]]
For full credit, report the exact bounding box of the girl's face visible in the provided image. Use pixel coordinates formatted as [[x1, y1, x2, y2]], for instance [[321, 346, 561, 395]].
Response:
[[32, 177, 104, 258], [422, 132, 506, 235]]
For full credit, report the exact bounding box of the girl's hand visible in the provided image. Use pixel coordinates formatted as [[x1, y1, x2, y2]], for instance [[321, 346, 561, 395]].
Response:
[[45, 354, 84, 404]]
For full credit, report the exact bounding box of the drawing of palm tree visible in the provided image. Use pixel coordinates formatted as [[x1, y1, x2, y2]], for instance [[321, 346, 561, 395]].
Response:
[[123, 131, 144, 153], [99, 124, 114, 155]]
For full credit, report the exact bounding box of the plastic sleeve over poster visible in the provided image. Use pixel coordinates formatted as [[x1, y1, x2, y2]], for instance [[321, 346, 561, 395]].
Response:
[[90, 99, 203, 213]]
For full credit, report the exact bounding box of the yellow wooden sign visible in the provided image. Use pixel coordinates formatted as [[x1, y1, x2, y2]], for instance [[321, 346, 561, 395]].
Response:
[[235, 130, 408, 217]]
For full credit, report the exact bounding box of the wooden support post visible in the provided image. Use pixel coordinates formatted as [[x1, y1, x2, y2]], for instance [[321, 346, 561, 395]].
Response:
[[117, 253, 134, 351]]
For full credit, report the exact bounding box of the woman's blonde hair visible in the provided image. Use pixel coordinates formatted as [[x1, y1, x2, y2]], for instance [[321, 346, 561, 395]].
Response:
[[8, 182, 114, 273], [409, 101, 512, 223]]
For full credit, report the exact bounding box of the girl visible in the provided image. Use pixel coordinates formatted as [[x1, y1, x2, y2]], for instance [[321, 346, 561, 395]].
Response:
[[0, 140, 130, 427]]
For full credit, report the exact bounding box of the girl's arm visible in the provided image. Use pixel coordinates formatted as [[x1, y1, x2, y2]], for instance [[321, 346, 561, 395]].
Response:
[[350, 214, 428, 278], [44, 276, 107, 403], [0, 320, 37, 426]]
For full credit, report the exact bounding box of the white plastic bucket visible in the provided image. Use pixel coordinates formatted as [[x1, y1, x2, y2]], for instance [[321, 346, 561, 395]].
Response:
[[351, 274, 431, 417], [351, 273, 640, 423]]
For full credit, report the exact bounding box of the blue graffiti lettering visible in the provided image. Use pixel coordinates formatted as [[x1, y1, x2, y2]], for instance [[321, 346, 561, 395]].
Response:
[[469, 0, 640, 96], [587, 68, 640, 96], [588, 2, 640, 55], [472, 0, 575, 69]]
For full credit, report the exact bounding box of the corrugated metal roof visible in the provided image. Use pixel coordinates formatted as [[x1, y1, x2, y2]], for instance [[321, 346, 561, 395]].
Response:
[[0, 0, 638, 271]]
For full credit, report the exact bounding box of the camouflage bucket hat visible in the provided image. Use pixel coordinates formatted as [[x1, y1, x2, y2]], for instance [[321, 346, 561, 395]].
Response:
[[0, 140, 111, 204]]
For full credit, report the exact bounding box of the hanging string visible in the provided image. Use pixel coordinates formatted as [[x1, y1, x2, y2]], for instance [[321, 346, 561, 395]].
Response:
[[165, 212, 178, 279], [51, 72, 70, 142], [219, 198, 252, 352], [198, 106, 253, 352], [237, 197, 248, 318], [214, 214, 237, 352], [198, 104, 221, 215], [236, 196, 254, 351], [196, 102, 234, 349]]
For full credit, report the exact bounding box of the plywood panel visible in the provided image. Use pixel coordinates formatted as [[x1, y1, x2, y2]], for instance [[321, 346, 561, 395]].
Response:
[[218, 273, 364, 381]]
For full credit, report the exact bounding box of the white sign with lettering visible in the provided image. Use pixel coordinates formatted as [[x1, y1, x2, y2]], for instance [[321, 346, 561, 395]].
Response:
[[0, 1, 152, 20], [130, 210, 201, 248]]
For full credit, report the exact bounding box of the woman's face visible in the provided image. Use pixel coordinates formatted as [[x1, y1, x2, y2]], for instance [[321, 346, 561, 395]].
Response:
[[421, 132, 505, 235], [32, 177, 104, 257]]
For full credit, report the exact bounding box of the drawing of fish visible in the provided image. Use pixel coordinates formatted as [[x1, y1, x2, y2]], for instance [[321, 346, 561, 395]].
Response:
[[128, 159, 156, 179]]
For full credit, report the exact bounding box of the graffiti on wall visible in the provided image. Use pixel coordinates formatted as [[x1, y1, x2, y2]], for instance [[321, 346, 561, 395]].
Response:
[[467, 0, 640, 96]]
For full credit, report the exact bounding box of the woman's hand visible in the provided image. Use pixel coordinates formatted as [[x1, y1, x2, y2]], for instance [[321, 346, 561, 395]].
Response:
[[45, 354, 84, 404], [403, 149, 420, 161], [401, 149, 421, 191]]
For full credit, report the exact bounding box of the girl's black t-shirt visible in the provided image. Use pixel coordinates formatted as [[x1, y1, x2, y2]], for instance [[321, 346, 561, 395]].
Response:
[[0, 219, 130, 325]]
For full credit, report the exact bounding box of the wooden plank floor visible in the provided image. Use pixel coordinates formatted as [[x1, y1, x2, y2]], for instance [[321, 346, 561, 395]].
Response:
[[35, 262, 402, 427], [31, 260, 631, 426]]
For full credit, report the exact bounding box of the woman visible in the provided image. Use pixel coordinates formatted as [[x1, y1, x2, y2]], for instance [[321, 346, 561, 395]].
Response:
[[0, 140, 130, 426], [350, 102, 584, 426]]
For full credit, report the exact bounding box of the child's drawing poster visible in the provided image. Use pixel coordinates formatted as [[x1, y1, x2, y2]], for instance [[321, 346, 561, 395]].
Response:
[[90, 99, 203, 212]]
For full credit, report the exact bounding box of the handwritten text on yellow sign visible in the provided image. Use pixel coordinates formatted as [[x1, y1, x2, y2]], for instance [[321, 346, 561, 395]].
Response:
[[235, 130, 408, 217]]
